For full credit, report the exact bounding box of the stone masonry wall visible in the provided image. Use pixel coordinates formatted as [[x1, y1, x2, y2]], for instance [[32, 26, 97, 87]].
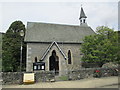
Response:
[[2, 67, 119, 85], [2, 72, 23, 85], [26, 43, 82, 72], [68, 67, 118, 80]]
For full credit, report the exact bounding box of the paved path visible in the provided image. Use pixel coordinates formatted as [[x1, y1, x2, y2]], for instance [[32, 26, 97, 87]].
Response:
[[3, 76, 119, 88]]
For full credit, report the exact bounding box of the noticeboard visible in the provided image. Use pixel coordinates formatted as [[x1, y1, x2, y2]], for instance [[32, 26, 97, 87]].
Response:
[[33, 62, 45, 70]]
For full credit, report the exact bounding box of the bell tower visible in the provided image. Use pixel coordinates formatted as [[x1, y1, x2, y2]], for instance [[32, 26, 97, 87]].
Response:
[[79, 7, 88, 26]]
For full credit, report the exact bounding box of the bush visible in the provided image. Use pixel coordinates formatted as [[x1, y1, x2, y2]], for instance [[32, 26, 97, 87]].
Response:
[[93, 69, 102, 78]]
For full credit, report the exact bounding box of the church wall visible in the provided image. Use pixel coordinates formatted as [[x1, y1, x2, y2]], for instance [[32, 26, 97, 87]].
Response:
[[26, 42, 83, 74], [26, 43, 49, 72], [58, 43, 83, 71], [43, 45, 68, 76]]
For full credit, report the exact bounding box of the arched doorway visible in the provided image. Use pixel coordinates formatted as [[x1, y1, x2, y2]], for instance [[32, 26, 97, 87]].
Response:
[[49, 50, 59, 75]]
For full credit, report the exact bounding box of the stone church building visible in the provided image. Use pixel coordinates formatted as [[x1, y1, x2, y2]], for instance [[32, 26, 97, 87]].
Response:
[[24, 7, 95, 75]]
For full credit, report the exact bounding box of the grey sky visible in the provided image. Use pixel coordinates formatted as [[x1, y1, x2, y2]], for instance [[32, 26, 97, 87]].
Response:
[[0, 1, 119, 33]]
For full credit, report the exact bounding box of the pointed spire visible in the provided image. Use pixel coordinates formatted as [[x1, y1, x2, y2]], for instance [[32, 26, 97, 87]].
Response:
[[79, 7, 87, 20], [79, 6, 88, 26]]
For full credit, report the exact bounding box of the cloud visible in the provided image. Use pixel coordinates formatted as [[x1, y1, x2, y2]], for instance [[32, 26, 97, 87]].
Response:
[[0, 0, 119, 2], [85, 2, 118, 30], [0, 2, 118, 32]]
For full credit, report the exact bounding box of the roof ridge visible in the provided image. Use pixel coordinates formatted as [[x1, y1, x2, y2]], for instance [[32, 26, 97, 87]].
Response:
[[27, 22, 81, 27]]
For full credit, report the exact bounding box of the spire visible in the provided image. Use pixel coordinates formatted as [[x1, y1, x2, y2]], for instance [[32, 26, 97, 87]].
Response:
[[79, 6, 88, 26], [79, 7, 87, 19]]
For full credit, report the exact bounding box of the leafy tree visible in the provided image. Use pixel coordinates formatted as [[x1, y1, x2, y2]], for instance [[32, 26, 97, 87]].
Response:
[[81, 26, 119, 67], [117, 31, 120, 64], [2, 21, 26, 72], [0, 33, 3, 71]]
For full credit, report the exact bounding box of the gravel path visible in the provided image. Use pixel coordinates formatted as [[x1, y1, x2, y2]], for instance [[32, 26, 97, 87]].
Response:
[[2, 76, 119, 88]]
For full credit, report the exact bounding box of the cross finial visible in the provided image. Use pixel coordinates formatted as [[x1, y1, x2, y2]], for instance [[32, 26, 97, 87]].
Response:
[[81, 4, 82, 7]]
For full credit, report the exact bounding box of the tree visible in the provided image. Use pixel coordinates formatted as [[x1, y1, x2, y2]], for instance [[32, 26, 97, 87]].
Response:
[[0, 33, 3, 71], [2, 21, 26, 72], [117, 31, 120, 64], [81, 26, 119, 67]]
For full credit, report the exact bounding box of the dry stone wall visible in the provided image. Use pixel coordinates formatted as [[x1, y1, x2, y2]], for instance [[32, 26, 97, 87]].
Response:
[[2, 67, 119, 85]]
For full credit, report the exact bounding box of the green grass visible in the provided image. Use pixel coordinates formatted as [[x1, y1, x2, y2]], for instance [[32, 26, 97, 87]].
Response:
[[59, 75, 68, 81]]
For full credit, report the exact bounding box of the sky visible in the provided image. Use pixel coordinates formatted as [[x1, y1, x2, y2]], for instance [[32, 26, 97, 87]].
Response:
[[0, 0, 119, 33]]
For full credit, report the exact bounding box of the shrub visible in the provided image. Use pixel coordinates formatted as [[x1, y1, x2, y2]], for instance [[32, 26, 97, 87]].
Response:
[[93, 69, 102, 78]]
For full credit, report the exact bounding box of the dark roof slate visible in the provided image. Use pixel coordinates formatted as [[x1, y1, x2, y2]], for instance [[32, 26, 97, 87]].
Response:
[[24, 22, 95, 43]]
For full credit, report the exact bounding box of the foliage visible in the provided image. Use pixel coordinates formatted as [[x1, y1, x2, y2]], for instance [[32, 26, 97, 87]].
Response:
[[81, 26, 119, 67], [0, 33, 2, 71], [2, 21, 26, 72], [93, 69, 102, 78], [117, 31, 120, 64]]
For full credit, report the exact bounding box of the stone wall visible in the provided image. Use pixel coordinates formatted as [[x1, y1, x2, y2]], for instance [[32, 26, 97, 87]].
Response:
[[2, 72, 23, 85], [68, 67, 118, 80], [2, 71, 55, 85], [2, 67, 119, 85], [35, 71, 55, 82], [26, 43, 49, 72], [26, 43, 82, 73]]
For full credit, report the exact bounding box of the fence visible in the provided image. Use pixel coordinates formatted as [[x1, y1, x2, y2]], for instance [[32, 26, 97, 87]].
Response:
[[2, 67, 119, 85]]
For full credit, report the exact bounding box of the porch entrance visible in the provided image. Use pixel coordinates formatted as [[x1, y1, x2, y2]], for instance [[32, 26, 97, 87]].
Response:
[[49, 50, 59, 75]]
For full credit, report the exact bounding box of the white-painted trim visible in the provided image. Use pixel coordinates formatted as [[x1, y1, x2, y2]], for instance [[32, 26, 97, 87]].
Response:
[[41, 41, 67, 60]]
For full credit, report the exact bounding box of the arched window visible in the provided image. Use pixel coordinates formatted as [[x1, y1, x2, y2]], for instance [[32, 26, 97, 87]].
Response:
[[83, 19, 85, 23], [80, 20, 82, 23], [68, 50, 72, 64], [35, 57, 37, 62]]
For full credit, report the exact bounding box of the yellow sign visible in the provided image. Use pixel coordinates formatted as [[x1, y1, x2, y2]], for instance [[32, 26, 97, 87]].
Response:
[[23, 73, 35, 84]]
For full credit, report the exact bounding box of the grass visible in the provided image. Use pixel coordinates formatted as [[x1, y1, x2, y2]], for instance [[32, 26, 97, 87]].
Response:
[[59, 75, 68, 81]]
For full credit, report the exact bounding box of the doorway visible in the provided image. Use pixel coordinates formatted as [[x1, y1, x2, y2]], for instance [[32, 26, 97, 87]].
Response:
[[49, 50, 59, 75]]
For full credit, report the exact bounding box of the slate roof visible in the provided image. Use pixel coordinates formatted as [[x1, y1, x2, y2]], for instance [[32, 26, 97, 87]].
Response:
[[79, 7, 87, 19], [24, 22, 95, 43]]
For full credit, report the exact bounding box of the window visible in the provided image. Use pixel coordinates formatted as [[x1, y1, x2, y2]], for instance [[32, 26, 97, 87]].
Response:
[[68, 50, 72, 64], [83, 19, 85, 23], [80, 20, 82, 23], [35, 57, 37, 62]]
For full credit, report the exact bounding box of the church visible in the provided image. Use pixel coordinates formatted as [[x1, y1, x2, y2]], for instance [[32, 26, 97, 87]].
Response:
[[24, 7, 95, 75]]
